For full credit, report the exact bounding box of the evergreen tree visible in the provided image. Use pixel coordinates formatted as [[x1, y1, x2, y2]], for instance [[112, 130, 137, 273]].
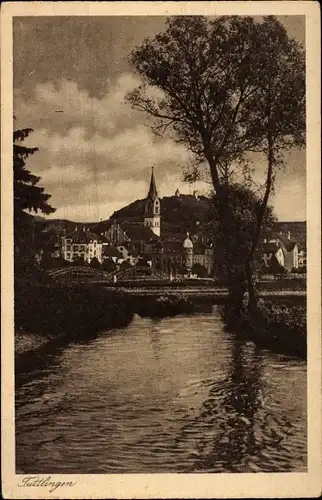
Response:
[[14, 127, 55, 257], [14, 127, 56, 283], [14, 128, 55, 220]]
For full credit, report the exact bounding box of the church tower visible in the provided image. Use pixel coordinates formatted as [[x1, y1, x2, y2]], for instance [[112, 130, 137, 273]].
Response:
[[183, 232, 193, 270], [144, 167, 161, 237]]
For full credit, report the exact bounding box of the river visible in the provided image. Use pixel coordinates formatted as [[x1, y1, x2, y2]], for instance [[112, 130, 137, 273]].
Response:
[[15, 307, 307, 473]]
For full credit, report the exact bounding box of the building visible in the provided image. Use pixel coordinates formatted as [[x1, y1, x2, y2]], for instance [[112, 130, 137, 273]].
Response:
[[102, 245, 123, 264], [271, 222, 306, 269], [183, 233, 194, 270], [104, 220, 131, 246], [271, 232, 299, 271], [58, 168, 214, 276], [262, 241, 285, 268], [104, 220, 159, 259], [61, 226, 108, 264], [193, 240, 214, 273], [144, 167, 161, 237], [149, 233, 214, 276], [262, 231, 299, 271], [116, 243, 139, 266], [298, 249, 306, 268]]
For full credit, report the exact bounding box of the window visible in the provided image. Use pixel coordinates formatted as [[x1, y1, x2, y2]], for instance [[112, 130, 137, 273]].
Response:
[[66, 245, 71, 251]]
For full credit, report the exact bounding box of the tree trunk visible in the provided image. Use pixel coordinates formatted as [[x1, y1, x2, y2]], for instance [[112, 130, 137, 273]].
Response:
[[244, 130, 274, 311], [245, 259, 259, 312], [207, 155, 249, 318]]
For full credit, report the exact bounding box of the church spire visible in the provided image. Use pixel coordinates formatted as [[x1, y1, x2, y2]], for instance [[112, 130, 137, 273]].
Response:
[[147, 166, 158, 201], [144, 166, 161, 237]]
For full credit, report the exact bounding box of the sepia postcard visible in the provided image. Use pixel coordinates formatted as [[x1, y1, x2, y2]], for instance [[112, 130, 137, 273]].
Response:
[[1, 1, 321, 498]]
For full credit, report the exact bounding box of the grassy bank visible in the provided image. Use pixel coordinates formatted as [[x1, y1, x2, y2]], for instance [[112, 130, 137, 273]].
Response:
[[222, 299, 306, 359], [258, 277, 306, 291], [15, 281, 306, 362], [15, 282, 134, 342]]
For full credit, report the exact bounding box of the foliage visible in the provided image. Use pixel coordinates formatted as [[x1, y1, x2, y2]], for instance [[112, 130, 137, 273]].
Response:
[[120, 260, 133, 270], [14, 127, 56, 281], [222, 298, 306, 358], [135, 256, 151, 268], [110, 193, 213, 236], [128, 16, 304, 186], [292, 266, 307, 274], [176, 264, 189, 275], [90, 257, 101, 269], [102, 258, 117, 273], [211, 183, 276, 280], [127, 15, 305, 310], [265, 256, 286, 275], [134, 293, 194, 318], [15, 284, 134, 337], [191, 262, 209, 278], [14, 128, 55, 221], [73, 256, 87, 266]]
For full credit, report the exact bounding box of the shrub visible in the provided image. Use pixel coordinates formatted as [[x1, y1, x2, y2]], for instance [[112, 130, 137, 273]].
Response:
[[191, 263, 209, 278], [221, 297, 306, 358], [14, 283, 134, 337]]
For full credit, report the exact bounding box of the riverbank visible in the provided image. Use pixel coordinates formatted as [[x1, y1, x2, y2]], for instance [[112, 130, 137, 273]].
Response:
[[15, 282, 306, 361], [15, 282, 134, 348], [222, 299, 306, 359]]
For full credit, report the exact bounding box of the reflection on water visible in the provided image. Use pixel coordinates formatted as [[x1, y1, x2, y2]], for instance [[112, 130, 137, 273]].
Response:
[[15, 307, 307, 473]]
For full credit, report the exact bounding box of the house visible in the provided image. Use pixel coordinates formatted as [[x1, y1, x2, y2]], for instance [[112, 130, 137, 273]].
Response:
[[61, 227, 107, 264], [148, 233, 214, 276], [298, 248, 307, 268], [116, 243, 139, 266], [193, 240, 214, 274], [104, 220, 159, 257], [150, 238, 184, 273], [262, 231, 299, 271], [101, 245, 123, 264], [262, 241, 285, 268], [272, 222, 306, 269], [272, 232, 299, 271]]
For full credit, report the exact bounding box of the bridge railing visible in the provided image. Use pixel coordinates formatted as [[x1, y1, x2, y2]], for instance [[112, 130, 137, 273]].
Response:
[[48, 266, 114, 282]]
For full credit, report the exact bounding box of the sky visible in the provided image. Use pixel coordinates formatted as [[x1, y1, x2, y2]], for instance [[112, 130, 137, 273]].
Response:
[[13, 15, 306, 222]]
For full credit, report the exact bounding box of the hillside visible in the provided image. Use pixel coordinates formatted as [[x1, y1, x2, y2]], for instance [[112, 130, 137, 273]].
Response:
[[33, 196, 306, 248], [110, 194, 214, 236]]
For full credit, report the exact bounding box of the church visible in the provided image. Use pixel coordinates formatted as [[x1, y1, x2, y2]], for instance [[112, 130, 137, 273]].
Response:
[[104, 167, 215, 276], [143, 166, 161, 237]]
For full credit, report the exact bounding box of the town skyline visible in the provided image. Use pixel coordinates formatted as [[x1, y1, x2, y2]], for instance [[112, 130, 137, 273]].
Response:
[[14, 15, 306, 223]]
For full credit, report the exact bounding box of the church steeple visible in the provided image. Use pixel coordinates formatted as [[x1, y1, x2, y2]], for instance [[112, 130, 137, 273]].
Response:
[[147, 166, 158, 201], [144, 167, 161, 237]]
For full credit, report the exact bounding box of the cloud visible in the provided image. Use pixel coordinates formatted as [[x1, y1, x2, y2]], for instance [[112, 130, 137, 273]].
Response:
[[14, 74, 197, 221], [14, 73, 142, 136], [14, 72, 306, 223]]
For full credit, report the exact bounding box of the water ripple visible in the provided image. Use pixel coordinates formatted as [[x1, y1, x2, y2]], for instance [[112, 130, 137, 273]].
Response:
[[15, 308, 307, 473]]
